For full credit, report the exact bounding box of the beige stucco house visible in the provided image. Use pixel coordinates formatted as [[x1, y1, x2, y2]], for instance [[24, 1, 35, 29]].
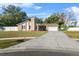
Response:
[[17, 17, 58, 31], [17, 18, 36, 31]]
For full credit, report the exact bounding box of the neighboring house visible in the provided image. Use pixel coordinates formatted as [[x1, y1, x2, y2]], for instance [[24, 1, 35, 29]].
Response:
[[66, 20, 79, 31], [68, 20, 77, 26], [76, 20, 79, 26], [66, 20, 79, 27]]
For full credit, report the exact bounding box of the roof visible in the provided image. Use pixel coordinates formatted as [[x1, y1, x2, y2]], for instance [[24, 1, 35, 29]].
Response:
[[46, 24, 58, 27], [37, 24, 58, 27], [16, 17, 36, 25], [16, 19, 31, 25]]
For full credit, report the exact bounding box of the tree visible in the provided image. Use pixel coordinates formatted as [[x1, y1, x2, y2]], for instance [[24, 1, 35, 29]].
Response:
[[45, 13, 65, 24], [30, 17, 43, 24], [36, 18, 43, 24], [0, 5, 28, 26], [64, 11, 75, 26], [45, 13, 58, 23], [44, 12, 67, 31], [56, 13, 66, 31]]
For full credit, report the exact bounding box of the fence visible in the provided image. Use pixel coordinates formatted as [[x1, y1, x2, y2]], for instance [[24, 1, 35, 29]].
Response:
[[67, 27, 79, 31], [0, 26, 18, 31]]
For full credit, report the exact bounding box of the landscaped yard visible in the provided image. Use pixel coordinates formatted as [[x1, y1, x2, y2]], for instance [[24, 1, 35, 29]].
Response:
[[64, 31, 79, 39], [0, 31, 47, 38], [0, 39, 26, 49]]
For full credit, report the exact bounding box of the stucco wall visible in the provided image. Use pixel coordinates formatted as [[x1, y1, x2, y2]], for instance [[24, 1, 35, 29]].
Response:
[[77, 20, 79, 26], [30, 18, 36, 31], [0, 26, 18, 31], [67, 27, 79, 31]]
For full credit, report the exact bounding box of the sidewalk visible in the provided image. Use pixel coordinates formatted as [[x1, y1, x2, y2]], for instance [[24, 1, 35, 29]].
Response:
[[0, 37, 36, 40]]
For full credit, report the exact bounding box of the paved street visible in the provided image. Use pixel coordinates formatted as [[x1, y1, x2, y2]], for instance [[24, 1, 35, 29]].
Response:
[[0, 31, 79, 56]]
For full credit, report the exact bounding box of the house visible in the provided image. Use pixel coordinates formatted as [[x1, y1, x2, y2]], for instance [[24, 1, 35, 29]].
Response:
[[17, 18, 36, 31], [68, 20, 77, 26], [17, 17, 47, 31], [76, 20, 79, 26], [66, 20, 79, 27], [0, 17, 58, 31], [17, 17, 58, 31], [66, 20, 79, 31]]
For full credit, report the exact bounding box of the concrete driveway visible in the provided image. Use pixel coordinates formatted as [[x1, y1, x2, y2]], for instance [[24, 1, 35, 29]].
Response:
[[0, 31, 79, 56]]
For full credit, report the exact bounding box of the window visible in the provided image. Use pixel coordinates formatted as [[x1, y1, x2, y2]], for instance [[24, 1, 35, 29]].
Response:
[[22, 25, 25, 29], [22, 25, 23, 29], [23, 26, 25, 29], [29, 25, 31, 29]]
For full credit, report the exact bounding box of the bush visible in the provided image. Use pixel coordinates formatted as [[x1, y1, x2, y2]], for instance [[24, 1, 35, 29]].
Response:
[[58, 24, 69, 31], [17, 40, 24, 43]]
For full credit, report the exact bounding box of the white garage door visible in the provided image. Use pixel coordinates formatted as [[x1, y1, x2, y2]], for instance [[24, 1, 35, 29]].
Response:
[[47, 27, 58, 31]]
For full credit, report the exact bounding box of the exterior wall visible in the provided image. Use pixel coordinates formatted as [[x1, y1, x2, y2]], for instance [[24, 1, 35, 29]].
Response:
[[36, 24, 39, 31], [0, 26, 18, 31], [67, 27, 79, 31], [26, 21, 31, 31], [17, 24, 22, 31], [22, 23, 26, 31], [17, 18, 36, 31], [46, 27, 58, 31], [26, 22, 29, 31], [30, 18, 36, 31], [17, 22, 27, 31]]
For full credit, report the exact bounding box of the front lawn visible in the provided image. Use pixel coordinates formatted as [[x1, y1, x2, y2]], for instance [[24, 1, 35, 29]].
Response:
[[0, 39, 26, 49], [0, 31, 47, 48], [64, 31, 79, 39], [0, 31, 47, 38]]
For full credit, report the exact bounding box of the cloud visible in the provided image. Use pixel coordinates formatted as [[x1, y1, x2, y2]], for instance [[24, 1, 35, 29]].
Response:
[[65, 6, 79, 14], [0, 3, 42, 10], [65, 6, 79, 19], [20, 3, 42, 10], [28, 13, 50, 16], [27, 13, 50, 18], [20, 3, 34, 7], [33, 6, 42, 10], [0, 3, 33, 7]]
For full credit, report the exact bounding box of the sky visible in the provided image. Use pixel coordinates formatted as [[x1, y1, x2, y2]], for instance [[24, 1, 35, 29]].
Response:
[[0, 3, 79, 19]]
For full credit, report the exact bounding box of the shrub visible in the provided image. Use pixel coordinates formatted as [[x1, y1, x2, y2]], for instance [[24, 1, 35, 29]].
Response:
[[58, 24, 69, 31], [17, 40, 24, 43]]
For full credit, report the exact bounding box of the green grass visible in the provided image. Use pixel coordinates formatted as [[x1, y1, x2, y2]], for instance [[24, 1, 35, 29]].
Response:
[[69, 26, 79, 28], [0, 31, 47, 48], [64, 31, 79, 39], [0, 31, 47, 38], [0, 39, 25, 49]]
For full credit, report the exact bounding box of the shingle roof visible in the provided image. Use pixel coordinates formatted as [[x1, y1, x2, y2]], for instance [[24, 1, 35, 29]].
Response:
[[46, 24, 58, 27], [37, 24, 58, 27], [16, 19, 31, 25]]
